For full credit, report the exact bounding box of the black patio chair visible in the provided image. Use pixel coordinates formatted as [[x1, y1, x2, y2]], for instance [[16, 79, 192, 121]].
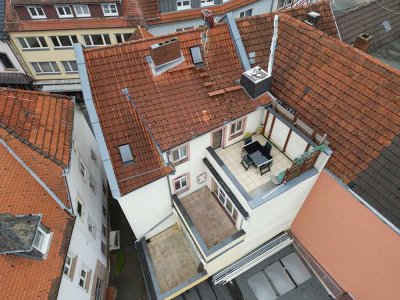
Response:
[[241, 155, 254, 171], [260, 159, 273, 175], [263, 141, 273, 155]]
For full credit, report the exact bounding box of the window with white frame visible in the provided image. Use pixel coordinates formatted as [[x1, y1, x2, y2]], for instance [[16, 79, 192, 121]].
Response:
[[88, 221, 96, 239], [213, 180, 239, 223], [239, 9, 253, 18], [177, 0, 191, 10], [72, 135, 77, 152], [55, 5, 73, 18], [50, 35, 78, 48], [83, 34, 111, 46], [230, 118, 243, 136], [176, 26, 194, 32], [27, 6, 46, 19], [115, 33, 132, 43], [79, 266, 92, 291], [62, 60, 78, 73], [90, 149, 97, 163], [32, 224, 50, 254], [102, 3, 118, 16], [277, 0, 293, 8], [63, 252, 77, 279], [79, 159, 86, 180], [77, 196, 85, 218], [174, 174, 189, 193], [18, 37, 48, 50], [171, 145, 188, 163], [248, 51, 256, 65], [73, 4, 91, 17], [0, 53, 14, 69], [31, 62, 60, 74], [201, 0, 214, 7], [89, 173, 96, 194]]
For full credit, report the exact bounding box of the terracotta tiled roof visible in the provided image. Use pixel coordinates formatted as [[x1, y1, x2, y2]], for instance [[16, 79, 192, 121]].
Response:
[[130, 26, 155, 40], [0, 129, 73, 299], [335, 0, 400, 52], [83, 24, 271, 194], [238, 13, 400, 224], [139, 0, 258, 25], [0, 88, 74, 168], [4, 0, 145, 32]]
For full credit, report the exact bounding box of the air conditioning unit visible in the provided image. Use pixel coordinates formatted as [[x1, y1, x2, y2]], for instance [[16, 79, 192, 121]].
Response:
[[109, 230, 120, 250]]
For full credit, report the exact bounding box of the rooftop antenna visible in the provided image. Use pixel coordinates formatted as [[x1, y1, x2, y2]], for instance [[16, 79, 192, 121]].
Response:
[[267, 15, 279, 77]]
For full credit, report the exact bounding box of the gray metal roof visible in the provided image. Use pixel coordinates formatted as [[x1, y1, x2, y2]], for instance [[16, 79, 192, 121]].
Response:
[[0, 72, 33, 85], [349, 135, 400, 228], [0, 214, 41, 254]]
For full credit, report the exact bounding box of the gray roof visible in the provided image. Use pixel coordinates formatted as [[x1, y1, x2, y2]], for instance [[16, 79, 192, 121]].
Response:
[[335, 0, 400, 52], [0, 73, 32, 85], [0, 214, 41, 254], [349, 135, 400, 228], [0, 0, 7, 40], [370, 37, 400, 70]]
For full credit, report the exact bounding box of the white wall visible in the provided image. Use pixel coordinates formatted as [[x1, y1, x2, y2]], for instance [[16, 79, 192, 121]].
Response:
[[118, 176, 176, 239], [148, 0, 275, 36], [0, 41, 26, 73], [59, 106, 108, 300]]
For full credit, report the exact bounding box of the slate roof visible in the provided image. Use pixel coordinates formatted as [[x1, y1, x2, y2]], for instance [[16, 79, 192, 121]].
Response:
[[0, 129, 73, 299], [0, 214, 41, 254], [0, 88, 74, 168], [335, 0, 400, 52], [4, 0, 145, 32], [237, 13, 400, 226], [83, 23, 271, 194]]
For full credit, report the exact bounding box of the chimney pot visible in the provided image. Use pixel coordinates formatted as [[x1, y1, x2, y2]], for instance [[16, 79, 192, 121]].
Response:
[[353, 33, 373, 53], [305, 11, 321, 27]]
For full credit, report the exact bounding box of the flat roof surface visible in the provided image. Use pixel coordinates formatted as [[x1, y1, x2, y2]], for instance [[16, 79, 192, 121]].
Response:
[[371, 38, 400, 70], [291, 171, 400, 300]]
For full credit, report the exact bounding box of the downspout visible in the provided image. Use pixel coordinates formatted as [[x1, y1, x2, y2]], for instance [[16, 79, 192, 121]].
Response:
[[267, 15, 279, 77]]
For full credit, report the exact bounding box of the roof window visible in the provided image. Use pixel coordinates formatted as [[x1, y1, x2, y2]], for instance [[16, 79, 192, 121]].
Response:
[[119, 144, 134, 164], [190, 46, 203, 67]]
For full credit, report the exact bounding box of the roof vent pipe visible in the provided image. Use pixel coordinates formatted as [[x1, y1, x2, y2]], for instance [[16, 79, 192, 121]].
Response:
[[267, 15, 279, 77]]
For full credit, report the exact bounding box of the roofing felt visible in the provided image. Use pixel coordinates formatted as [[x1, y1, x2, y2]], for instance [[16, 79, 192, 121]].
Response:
[[291, 171, 400, 300], [0, 213, 41, 253], [335, 0, 400, 52], [4, 0, 145, 32], [83, 23, 271, 195], [0, 135, 74, 299], [0, 88, 74, 168], [237, 12, 400, 226]]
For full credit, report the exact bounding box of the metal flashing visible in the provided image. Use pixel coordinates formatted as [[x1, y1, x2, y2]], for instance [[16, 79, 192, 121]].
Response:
[[224, 12, 251, 71], [74, 43, 121, 199]]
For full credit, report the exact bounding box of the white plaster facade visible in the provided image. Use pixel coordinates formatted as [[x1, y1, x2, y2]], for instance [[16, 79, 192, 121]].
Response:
[[58, 106, 109, 300], [0, 40, 26, 74]]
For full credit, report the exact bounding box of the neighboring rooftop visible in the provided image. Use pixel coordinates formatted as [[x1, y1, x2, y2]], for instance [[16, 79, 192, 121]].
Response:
[[0, 131, 73, 299], [0, 0, 7, 39], [335, 0, 400, 52], [370, 37, 400, 70], [237, 11, 400, 227], [4, 0, 145, 31], [0, 88, 74, 168], [291, 171, 400, 300]]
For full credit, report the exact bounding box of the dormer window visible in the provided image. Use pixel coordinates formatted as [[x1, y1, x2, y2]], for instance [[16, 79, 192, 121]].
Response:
[[201, 0, 214, 7], [55, 5, 73, 18], [118, 144, 134, 164], [73, 5, 91, 17], [102, 3, 118, 16], [32, 224, 50, 254], [27, 6, 46, 19], [177, 0, 191, 11]]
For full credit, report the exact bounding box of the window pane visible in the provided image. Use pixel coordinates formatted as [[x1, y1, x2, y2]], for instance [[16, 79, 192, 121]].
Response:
[[38, 37, 48, 47], [226, 199, 233, 214], [0, 53, 14, 68], [51, 36, 60, 47], [232, 208, 238, 221], [71, 35, 78, 43], [180, 147, 187, 158], [92, 35, 103, 45], [26, 37, 40, 48], [59, 36, 72, 46], [32, 62, 40, 72], [40, 62, 52, 72], [33, 230, 45, 249], [103, 34, 111, 44], [18, 38, 28, 48], [237, 120, 243, 130], [172, 149, 180, 161], [83, 35, 91, 45], [50, 61, 59, 72], [181, 177, 187, 187], [174, 180, 181, 191]]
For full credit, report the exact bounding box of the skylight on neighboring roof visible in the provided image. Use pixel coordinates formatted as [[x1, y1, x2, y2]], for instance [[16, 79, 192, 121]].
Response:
[[190, 46, 203, 65], [119, 144, 134, 164]]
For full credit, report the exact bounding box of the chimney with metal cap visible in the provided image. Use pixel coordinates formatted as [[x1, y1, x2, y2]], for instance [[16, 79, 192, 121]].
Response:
[[304, 11, 321, 27]]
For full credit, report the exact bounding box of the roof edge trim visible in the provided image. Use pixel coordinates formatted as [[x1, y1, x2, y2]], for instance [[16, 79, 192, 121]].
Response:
[[74, 43, 121, 199]]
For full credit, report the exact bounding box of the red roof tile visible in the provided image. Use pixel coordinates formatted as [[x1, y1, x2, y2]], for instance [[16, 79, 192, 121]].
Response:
[[0, 129, 73, 299], [83, 25, 271, 194], [0, 88, 74, 168]]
